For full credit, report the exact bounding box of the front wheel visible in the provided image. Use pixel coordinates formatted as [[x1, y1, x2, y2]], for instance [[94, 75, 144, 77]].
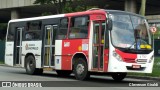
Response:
[[111, 73, 127, 81], [74, 58, 90, 80]]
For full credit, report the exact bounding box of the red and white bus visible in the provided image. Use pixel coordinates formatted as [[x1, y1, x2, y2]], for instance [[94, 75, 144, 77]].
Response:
[[5, 9, 154, 81]]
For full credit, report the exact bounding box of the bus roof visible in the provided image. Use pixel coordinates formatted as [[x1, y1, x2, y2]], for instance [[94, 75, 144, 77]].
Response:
[[8, 9, 145, 23], [106, 10, 145, 18], [9, 14, 65, 23], [8, 9, 107, 23]]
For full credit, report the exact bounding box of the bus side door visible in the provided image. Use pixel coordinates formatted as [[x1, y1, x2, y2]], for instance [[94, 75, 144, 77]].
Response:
[[14, 27, 24, 65]]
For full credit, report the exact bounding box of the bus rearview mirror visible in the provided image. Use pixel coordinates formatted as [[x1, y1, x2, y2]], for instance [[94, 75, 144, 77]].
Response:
[[107, 14, 112, 30]]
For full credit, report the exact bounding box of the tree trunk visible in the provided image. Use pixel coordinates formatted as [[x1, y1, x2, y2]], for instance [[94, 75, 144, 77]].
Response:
[[139, 0, 146, 16]]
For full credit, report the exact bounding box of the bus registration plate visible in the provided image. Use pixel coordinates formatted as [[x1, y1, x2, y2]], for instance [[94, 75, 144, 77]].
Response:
[[132, 65, 141, 69]]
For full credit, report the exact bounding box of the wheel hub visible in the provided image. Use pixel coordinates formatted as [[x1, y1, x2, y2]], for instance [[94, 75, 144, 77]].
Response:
[[29, 61, 33, 67], [76, 64, 84, 75]]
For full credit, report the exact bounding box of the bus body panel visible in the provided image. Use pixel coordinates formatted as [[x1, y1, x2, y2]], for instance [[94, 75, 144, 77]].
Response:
[[21, 41, 42, 68], [5, 42, 14, 66], [88, 21, 93, 71], [65, 10, 106, 18], [103, 49, 109, 72], [55, 40, 62, 70], [60, 39, 89, 70]]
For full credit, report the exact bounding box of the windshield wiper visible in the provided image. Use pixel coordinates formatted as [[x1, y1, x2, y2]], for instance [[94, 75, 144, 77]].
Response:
[[127, 41, 136, 50]]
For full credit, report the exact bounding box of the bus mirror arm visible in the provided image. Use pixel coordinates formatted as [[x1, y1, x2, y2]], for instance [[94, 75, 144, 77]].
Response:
[[107, 14, 112, 30]]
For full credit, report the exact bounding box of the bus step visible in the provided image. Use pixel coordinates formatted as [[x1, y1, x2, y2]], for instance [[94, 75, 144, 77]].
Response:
[[14, 64, 21, 67], [43, 67, 54, 71]]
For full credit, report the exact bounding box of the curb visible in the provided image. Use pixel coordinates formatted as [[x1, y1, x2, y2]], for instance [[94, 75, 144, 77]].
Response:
[[0, 64, 6, 66], [0, 64, 21, 68]]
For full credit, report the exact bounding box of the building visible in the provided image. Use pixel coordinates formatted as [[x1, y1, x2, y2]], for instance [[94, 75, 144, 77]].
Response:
[[0, 0, 160, 23]]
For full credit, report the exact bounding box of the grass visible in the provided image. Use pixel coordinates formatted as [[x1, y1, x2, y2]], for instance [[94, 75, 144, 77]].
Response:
[[129, 57, 160, 77], [0, 61, 4, 64], [150, 57, 160, 77]]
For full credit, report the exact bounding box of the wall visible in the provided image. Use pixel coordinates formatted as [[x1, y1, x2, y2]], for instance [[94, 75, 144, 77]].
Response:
[[0, 41, 5, 62], [0, 0, 36, 9]]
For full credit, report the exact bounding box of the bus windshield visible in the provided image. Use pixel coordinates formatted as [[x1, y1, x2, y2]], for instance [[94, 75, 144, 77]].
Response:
[[110, 12, 152, 50]]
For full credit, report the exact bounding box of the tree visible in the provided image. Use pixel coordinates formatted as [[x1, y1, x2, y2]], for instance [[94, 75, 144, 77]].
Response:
[[0, 23, 7, 40], [62, 0, 98, 13], [34, 0, 98, 14], [34, 0, 66, 14], [139, 0, 146, 16]]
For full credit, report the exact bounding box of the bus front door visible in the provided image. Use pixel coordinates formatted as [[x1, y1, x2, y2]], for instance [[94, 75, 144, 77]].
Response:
[[92, 21, 105, 71], [43, 25, 57, 67], [14, 27, 23, 65]]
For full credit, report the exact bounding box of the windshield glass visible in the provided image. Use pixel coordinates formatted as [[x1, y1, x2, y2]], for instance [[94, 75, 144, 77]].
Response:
[[110, 12, 152, 50]]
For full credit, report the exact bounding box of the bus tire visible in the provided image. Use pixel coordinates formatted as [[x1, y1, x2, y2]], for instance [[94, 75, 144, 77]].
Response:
[[111, 73, 127, 81], [56, 70, 72, 76], [25, 55, 37, 75], [74, 58, 90, 80]]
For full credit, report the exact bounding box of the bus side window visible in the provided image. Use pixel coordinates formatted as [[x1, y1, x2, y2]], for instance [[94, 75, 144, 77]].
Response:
[[25, 21, 42, 40], [7, 23, 15, 41], [69, 16, 89, 39], [57, 18, 68, 39]]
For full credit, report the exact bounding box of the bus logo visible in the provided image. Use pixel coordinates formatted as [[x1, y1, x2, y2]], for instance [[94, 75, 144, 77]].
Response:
[[64, 42, 70, 47]]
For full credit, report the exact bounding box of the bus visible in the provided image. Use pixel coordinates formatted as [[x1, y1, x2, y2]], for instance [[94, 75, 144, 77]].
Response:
[[5, 9, 154, 81]]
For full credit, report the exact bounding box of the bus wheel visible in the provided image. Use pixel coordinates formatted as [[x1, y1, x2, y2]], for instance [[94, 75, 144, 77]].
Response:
[[111, 73, 127, 81], [56, 70, 72, 76], [25, 55, 37, 75], [74, 58, 90, 80]]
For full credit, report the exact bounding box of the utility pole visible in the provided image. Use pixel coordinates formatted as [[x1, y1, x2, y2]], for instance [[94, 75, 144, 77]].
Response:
[[139, 0, 146, 16]]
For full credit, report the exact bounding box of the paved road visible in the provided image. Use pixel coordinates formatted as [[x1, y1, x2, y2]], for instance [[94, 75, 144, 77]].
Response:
[[0, 66, 159, 90]]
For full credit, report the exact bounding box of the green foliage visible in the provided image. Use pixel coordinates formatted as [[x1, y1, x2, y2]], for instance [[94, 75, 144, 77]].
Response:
[[41, 12, 53, 16], [34, 0, 58, 4], [129, 57, 160, 77], [0, 61, 4, 64], [153, 27, 160, 39], [62, 1, 98, 13], [0, 23, 7, 40], [34, 0, 66, 14], [34, 0, 98, 14]]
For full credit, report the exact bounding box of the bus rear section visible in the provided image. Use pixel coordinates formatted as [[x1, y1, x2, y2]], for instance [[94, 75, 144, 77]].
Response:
[[5, 9, 154, 81]]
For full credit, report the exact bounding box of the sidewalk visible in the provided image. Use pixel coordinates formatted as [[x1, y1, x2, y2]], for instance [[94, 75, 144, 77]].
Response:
[[127, 75, 160, 81], [0, 64, 5, 66], [0, 64, 21, 68]]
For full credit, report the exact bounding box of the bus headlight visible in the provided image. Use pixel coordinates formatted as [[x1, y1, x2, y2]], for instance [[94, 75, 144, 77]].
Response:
[[149, 56, 154, 63], [113, 51, 123, 62]]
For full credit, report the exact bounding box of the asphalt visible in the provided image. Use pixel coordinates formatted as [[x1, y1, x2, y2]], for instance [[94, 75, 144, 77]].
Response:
[[0, 64, 160, 81]]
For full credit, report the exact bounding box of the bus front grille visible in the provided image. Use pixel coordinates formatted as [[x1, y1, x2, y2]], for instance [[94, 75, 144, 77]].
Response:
[[123, 58, 136, 63]]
